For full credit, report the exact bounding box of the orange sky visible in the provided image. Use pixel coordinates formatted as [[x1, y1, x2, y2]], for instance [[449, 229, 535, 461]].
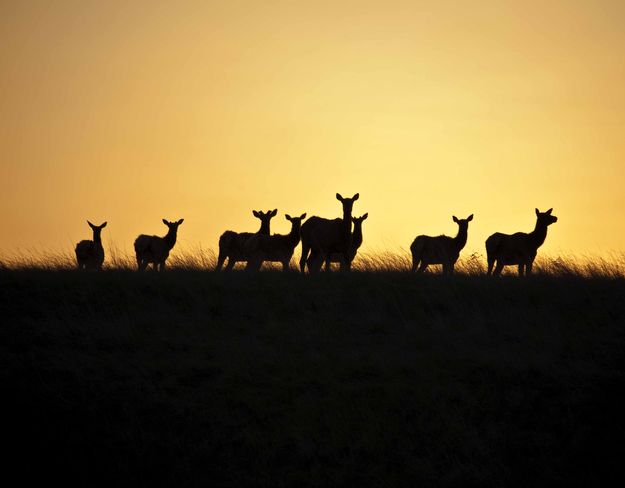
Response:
[[1, 0, 624, 259]]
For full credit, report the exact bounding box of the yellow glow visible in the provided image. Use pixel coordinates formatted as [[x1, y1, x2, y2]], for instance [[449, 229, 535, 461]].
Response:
[[2, 1, 625, 259]]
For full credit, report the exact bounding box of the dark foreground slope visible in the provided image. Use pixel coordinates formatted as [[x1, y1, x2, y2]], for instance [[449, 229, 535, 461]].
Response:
[[1, 270, 624, 487]]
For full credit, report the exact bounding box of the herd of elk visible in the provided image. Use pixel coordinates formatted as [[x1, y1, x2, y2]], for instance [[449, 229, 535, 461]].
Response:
[[74, 195, 557, 276]]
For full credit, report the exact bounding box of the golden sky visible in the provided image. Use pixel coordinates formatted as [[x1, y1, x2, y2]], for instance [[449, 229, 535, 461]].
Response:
[[1, 0, 624, 258]]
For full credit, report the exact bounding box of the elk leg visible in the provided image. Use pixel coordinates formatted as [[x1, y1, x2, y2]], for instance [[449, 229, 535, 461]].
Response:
[[308, 253, 322, 273], [493, 262, 504, 276], [417, 262, 428, 274], [411, 255, 418, 273], [216, 253, 226, 271], [518, 264, 525, 276], [342, 254, 351, 271], [487, 259, 495, 276], [299, 245, 310, 273]]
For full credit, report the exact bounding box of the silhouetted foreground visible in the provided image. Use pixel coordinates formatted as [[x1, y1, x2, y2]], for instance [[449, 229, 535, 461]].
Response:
[[2, 270, 624, 486]]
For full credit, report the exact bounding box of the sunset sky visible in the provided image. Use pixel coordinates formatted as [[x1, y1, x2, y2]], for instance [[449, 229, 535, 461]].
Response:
[[2, 0, 624, 259]]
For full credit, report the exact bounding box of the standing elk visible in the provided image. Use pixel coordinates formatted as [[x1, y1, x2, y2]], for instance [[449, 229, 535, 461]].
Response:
[[309, 213, 368, 271], [486, 208, 558, 276], [299, 193, 359, 273], [75, 221, 107, 270], [410, 214, 474, 275], [245, 213, 307, 271], [134, 218, 184, 271], [216, 209, 277, 271]]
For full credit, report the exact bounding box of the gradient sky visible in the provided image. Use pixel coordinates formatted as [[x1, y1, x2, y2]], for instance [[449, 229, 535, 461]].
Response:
[[2, 0, 624, 259]]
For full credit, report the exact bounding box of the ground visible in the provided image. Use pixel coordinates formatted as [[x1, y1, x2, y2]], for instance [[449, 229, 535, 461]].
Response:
[[2, 269, 624, 486]]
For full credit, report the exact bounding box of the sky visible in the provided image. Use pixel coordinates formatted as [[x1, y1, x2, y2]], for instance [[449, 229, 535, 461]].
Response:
[[1, 0, 625, 259]]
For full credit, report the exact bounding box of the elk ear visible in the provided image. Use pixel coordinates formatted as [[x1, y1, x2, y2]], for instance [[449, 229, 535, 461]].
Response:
[[362, 213, 368, 220], [271, 209, 277, 217], [178, 219, 184, 225], [253, 210, 260, 218], [352, 193, 359, 201], [285, 214, 292, 221], [100, 222, 108, 228], [546, 208, 553, 215], [467, 214, 473, 222], [336, 193, 344, 202], [87, 220, 95, 229], [535, 208, 540, 216], [300, 213, 307, 220], [453, 216, 459, 223], [163, 219, 169, 226]]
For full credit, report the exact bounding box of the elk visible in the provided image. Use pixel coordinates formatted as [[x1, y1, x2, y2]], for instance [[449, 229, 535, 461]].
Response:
[[410, 214, 473, 275], [216, 209, 277, 271], [299, 193, 359, 273], [309, 213, 368, 271], [245, 213, 307, 271], [75, 221, 107, 270], [134, 218, 184, 271], [486, 208, 558, 276]]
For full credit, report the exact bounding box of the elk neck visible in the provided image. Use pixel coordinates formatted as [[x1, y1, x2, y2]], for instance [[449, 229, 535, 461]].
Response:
[[341, 207, 353, 243], [286, 220, 302, 247], [258, 219, 271, 235], [529, 220, 549, 248], [351, 222, 363, 251], [454, 225, 468, 250], [165, 227, 178, 249]]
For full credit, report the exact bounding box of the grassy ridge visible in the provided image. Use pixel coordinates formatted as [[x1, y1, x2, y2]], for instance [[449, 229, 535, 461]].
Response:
[[2, 269, 625, 486], [2, 246, 625, 277]]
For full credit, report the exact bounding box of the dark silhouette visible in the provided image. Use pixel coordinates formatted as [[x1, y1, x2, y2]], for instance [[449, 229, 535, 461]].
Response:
[[309, 213, 368, 271], [75, 221, 107, 270], [245, 213, 307, 271], [299, 193, 359, 273], [410, 215, 474, 275], [216, 209, 277, 271], [486, 208, 558, 276], [134, 219, 184, 271]]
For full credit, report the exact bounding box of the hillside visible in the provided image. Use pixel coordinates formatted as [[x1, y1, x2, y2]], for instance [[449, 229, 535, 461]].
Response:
[[2, 269, 624, 486]]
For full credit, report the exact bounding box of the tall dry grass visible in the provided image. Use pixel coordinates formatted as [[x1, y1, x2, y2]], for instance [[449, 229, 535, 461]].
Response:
[[1, 242, 624, 278]]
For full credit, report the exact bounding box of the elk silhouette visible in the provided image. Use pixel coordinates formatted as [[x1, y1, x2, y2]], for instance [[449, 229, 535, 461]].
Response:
[[245, 213, 307, 271], [216, 209, 277, 271], [486, 208, 558, 276], [75, 221, 107, 270], [299, 193, 359, 273], [308, 213, 368, 271], [410, 214, 473, 275], [134, 219, 184, 271]]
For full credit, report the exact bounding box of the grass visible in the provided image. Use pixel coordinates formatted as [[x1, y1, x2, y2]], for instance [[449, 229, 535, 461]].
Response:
[[1, 251, 625, 486], [2, 244, 625, 277]]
